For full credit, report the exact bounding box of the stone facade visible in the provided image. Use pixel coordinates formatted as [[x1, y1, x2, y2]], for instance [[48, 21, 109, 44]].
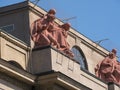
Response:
[[0, 1, 120, 90]]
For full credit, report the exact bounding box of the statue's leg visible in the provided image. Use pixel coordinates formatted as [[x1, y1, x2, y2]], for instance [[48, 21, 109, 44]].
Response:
[[47, 34, 60, 48]]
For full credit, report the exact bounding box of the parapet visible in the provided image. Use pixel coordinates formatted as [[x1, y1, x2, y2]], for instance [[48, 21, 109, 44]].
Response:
[[31, 46, 108, 90]]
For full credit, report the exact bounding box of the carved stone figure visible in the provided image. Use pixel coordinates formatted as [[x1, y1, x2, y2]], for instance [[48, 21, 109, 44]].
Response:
[[95, 49, 120, 85], [31, 9, 59, 48], [58, 23, 74, 57], [31, 9, 74, 57], [46, 22, 74, 57], [113, 60, 120, 84]]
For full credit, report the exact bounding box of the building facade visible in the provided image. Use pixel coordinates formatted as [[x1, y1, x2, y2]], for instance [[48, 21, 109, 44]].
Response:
[[0, 1, 120, 90]]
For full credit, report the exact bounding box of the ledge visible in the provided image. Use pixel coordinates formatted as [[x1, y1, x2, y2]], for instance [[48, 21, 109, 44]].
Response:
[[32, 46, 108, 90], [0, 30, 30, 50], [0, 1, 29, 13], [0, 58, 36, 85], [37, 71, 92, 90], [80, 67, 107, 84], [32, 45, 79, 64]]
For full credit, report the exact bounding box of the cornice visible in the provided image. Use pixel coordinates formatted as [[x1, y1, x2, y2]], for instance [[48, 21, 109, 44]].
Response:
[[0, 58, 36, 85], [68, 31, 109, 57], [37, 71, 92, 90]]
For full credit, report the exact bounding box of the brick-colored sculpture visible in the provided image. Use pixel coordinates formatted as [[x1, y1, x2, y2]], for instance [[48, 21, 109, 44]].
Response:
[[31, 9, 59, 48], [95, 49, 120, 85], [31, 9, 74, 57], [49, 22, 74, 57]]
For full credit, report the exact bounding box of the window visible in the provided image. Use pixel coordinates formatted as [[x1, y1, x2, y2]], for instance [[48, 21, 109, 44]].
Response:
[[0, 24, 14, 32], [71, 46, 88, 70]]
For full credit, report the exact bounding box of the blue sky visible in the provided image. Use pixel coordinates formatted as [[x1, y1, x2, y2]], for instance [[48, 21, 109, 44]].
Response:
[[1, 0, 120, 59]]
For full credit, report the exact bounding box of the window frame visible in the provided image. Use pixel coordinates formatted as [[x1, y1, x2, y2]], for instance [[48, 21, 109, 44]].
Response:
[[71, 46, 88, 70]]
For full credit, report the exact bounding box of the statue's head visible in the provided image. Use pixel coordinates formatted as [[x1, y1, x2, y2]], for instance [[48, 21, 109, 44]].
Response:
[[109, 49, 117, 59], [48, 9, 56, 15], [61, 23, 71, 31], [112, 48, 117, 54]]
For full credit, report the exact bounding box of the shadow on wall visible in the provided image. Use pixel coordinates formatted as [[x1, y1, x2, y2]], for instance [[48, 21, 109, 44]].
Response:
[[8, 60, 24, 70]]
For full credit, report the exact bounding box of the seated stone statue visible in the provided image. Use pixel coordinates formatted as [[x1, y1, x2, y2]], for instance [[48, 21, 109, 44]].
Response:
[[31, 9, 74, 57], [58, 23, 74, 57], [95, 49, 120, 85], [47, 22, 74, 57], [31, 9, 59, 48]]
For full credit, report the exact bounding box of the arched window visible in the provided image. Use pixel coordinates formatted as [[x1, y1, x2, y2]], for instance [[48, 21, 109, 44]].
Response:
[[71, 46, 88, 70]]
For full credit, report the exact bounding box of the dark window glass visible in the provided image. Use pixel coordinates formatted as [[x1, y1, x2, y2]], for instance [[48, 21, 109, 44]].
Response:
[[0, 24, 14, 32], [71, 46, 88, 70]]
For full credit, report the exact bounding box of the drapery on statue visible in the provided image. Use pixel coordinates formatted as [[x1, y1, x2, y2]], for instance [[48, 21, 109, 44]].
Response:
[[48, 22, 74, 57], [95, 49, 120, 85], [31, 9, 59, 48], [30, 9, 74, 57], [58, 23, 74, 57]]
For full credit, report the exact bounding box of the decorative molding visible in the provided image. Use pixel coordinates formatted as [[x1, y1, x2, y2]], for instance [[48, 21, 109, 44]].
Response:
[[38, 71, 92, 90], [0, 31, 30, 50], [0, 58, 35, 85]]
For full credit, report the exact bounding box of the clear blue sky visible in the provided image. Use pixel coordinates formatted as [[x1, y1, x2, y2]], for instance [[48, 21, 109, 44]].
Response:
[[1, 0, 120, 59]]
